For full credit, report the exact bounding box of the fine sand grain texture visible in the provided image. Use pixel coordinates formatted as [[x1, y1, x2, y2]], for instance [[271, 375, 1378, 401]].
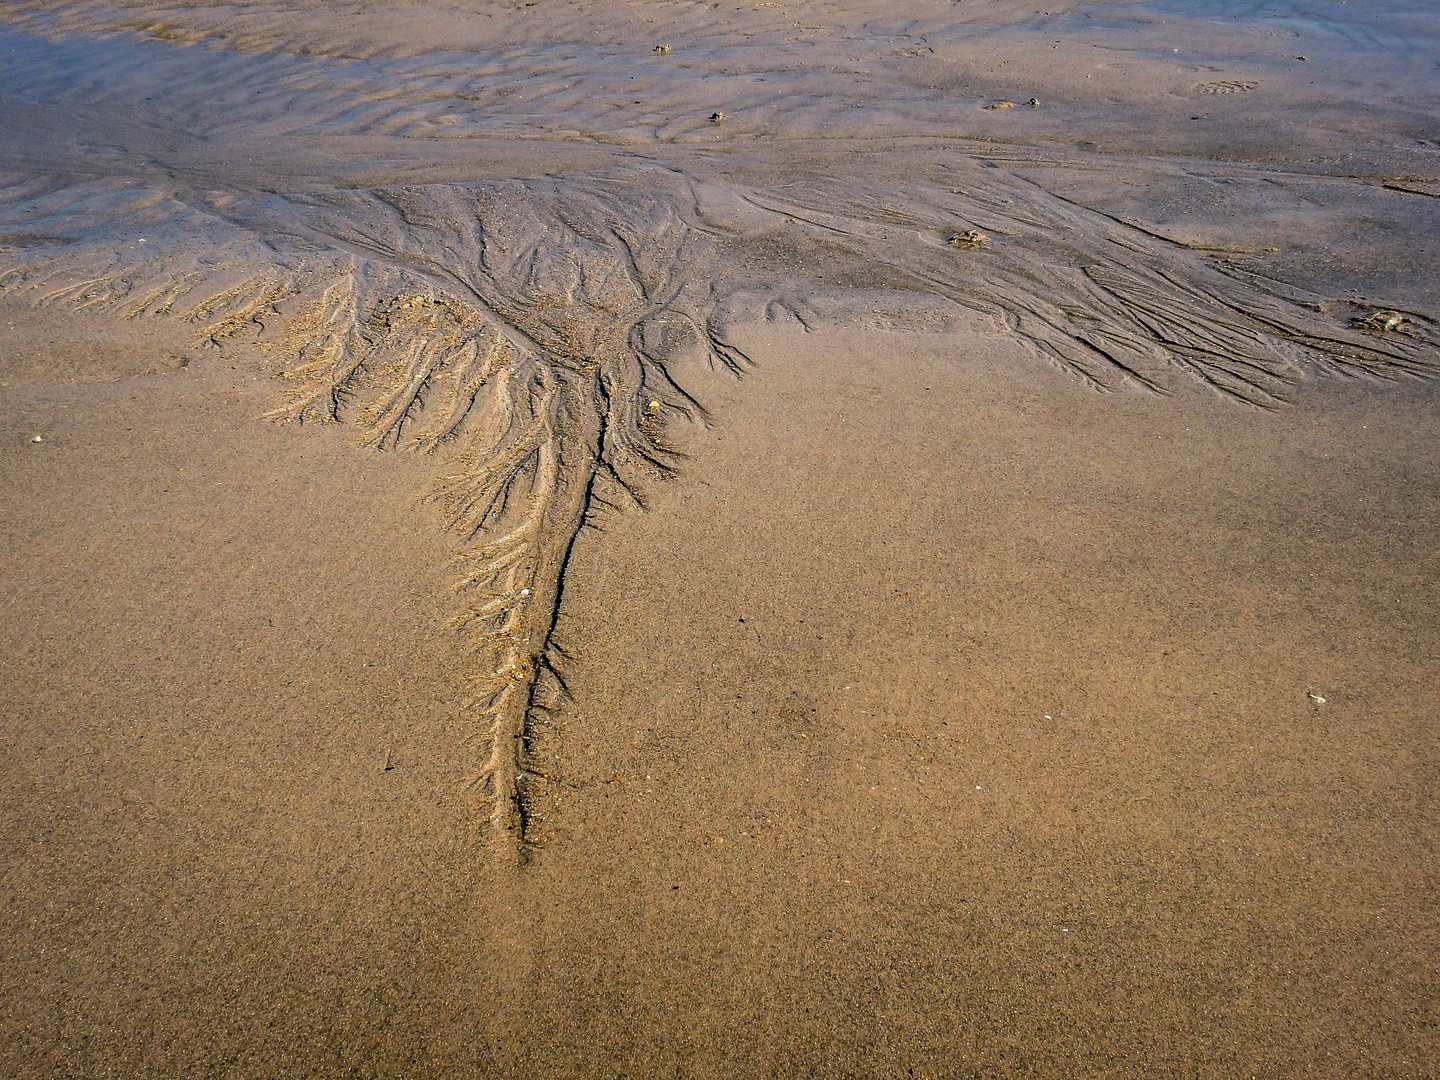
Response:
[[0, 0, 1437, 1076]]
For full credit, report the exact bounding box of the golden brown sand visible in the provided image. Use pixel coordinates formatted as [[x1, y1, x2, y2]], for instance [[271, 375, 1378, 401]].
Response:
[[1, 1, 1437, 1075]]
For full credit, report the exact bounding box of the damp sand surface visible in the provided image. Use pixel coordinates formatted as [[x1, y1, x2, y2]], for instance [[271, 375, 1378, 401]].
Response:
[[1, 1, 1439, 1076]]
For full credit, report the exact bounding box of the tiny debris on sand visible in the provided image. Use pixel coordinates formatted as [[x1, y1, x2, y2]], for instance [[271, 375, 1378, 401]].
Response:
[[1351, 310, 1409, 332], [947, 230, 988, 248]]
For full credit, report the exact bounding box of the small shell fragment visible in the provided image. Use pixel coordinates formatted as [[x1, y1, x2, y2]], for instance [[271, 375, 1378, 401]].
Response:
[[709, 111, 726, 123], [984, 100, 1015, 110], [947, 230, 988, 249], [1351, 310, 1408, 333], [1026, 97, 1041, 107], [653, 43, 671, 54], [1307, 691, 1327, 705], [30, 434, 43, 443]]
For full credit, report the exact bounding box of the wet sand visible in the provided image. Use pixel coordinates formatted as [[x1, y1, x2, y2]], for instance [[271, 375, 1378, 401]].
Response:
[[1, 1, 1438, 1076]]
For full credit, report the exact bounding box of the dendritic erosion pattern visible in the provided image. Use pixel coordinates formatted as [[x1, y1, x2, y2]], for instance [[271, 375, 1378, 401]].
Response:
[[2, 166, 1436, 854], [0, 173, 749, 851]]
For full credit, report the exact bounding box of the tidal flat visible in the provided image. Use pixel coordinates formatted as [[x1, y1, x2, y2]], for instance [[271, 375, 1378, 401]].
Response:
[[1, 1, 1437, 1076]]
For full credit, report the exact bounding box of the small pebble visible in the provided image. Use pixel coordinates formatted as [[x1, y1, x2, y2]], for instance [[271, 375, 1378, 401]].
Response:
[[30, 434, 43, 443], [653, 43, 671, 54], [1026, 97, 1041, 107], [984, 100, 1015, 110], [709, 111, 726, 123]]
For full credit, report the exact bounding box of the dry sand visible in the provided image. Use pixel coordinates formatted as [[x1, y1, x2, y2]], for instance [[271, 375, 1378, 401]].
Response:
[[1, 1, 1438, 1076]]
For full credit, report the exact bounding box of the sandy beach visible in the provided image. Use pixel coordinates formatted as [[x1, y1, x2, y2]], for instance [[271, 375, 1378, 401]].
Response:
[[1, 1, 1438, 1075]]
